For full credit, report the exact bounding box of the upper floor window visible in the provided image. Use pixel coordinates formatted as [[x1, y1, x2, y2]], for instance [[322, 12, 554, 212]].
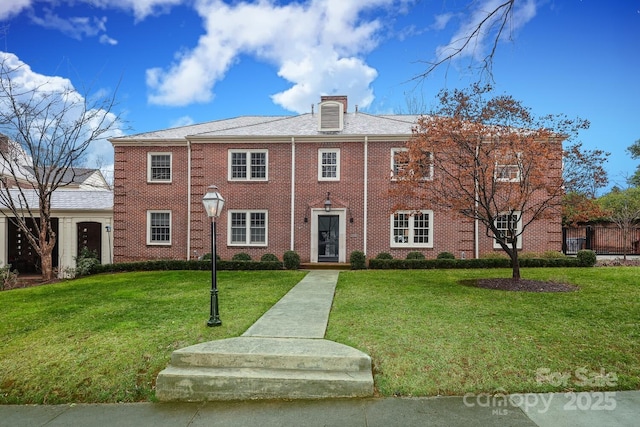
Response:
[[318, 148, 340, 181], [495, 153, 522, 182], [148, 153, 172, 183], [391, 148, 433, 180], [228, 210, 268, 246], [229, 150, 268, 181], [390, 210, 434, 248], [493, 212, 522, 249], [147, 210, 171, 245]]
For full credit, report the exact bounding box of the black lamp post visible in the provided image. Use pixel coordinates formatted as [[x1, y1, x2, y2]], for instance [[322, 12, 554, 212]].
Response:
[[202, 185, 225, 327]]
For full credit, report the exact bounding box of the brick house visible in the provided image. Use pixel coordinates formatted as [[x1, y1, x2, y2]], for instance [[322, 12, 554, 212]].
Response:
[[109, 96, 563, 264]]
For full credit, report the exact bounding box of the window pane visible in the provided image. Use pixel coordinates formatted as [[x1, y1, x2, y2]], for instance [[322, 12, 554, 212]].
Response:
[[251, 152, 266, 179], [393, 213, 409, 243], [250, 212, 266, 243], [413, 213, 430, 244], [322, 151, 337, 178], [150, 212, 170, 242], [151, 155, 171, 181], [393, 150, 408, 176], [231, 152, 247, 179], [231, 212, 246, 243]]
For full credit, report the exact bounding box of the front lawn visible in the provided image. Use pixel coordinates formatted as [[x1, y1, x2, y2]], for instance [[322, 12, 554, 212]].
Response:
[[0, 270, 305, 404], [326, 268, 640, 397]]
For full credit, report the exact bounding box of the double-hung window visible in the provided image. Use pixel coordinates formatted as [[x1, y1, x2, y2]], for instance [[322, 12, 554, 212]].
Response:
[[147, 153, 172, 183], [495, 153, 522, 182], [391, 148, 433, 180], [147, 210, 171, 245], [318, 148, 340, 181], [229, 150, 268, 181], [493, 212, 522, 248], [228, 210, 268, 246], [390, 210, 434, 248]]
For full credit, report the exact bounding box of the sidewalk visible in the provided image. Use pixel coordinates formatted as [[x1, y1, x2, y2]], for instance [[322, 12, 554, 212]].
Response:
[[2, 271, 638, 426]]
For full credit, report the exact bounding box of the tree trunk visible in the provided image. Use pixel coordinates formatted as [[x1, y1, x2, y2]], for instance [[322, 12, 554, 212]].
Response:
[[510, 247, 521, 281], [40, 250, 54, 281]]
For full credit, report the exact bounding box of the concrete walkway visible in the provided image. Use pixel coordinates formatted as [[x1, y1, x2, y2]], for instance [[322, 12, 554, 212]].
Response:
[[3, 270, 639, 426]]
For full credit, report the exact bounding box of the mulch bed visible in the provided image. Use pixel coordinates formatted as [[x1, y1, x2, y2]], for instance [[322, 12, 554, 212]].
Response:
[[462, 278, 578, 293]]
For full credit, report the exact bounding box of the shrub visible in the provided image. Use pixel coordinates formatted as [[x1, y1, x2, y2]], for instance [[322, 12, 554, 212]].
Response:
[[350, 251, 367, 270], [283, 251, 301, 270], [260, 253, 279, 262], [577, 249, 597, 267], [231, 253, 252, 261], [1, 263, 19, 290], [437, 252, 455, 260], [406, 251, 425, 260], [375, 252, 393, 260], [201, 253, 221, 261], [75, 247, 101, 277]]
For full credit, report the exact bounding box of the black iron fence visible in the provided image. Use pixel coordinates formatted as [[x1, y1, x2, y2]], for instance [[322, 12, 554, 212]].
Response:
[[562, 225, 640, 256]]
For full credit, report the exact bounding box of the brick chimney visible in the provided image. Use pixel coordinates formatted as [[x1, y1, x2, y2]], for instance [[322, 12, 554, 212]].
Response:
[[0, 134, 8, 155], [320, 95, 347, 113]]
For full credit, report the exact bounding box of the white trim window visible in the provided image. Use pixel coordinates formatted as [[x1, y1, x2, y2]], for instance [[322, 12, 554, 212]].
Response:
[[318, 148, 340, 181], [390, 210, 434, 248], [147, 210, 171, 245], [493, 212, 522, 249], [390, 148, 433, 180], [228, 210, 268, 246], [147, 153, 172, 183], [228, 150, 268, 181], [495, 153, 522, 182]]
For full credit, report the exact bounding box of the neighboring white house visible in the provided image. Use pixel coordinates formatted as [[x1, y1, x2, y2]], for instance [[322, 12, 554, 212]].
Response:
[[0, 134, 113, 276]]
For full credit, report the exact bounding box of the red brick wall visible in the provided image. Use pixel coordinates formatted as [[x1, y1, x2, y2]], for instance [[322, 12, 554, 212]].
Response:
[[113, 137, 563, 263]]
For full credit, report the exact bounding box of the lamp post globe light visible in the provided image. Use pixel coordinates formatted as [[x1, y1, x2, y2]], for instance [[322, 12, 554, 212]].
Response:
[[202, 185, 225, 327]]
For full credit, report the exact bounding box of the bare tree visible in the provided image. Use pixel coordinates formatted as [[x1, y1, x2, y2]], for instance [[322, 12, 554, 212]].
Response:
[[415, 0, 517, 81], [0, 58, 120, 280], [391, 84, 589, 281]]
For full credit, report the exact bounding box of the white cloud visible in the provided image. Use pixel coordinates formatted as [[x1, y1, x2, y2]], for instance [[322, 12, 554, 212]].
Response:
[[435, 0, 538, 63], [0, 0, 31, 21], [146, 0, 404, 113], [0, 52, 122, 172], [170, 116, 195, 128], [29, 11, 109, 40]]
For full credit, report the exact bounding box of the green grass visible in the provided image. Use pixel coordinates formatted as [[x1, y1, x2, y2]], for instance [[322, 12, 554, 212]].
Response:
[[2, 268, 639, 404], [0, 270, 305, 404], [326, 268, 640, 397]]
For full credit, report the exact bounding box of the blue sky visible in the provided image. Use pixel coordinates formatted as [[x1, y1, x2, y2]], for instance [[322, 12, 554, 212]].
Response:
[[1, 0, 638, 191]]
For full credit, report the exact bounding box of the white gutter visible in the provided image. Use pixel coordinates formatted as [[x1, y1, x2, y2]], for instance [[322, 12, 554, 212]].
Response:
[[187, 140, 192, 260], [363, 136, 368, 256], [290, 137, 296, 250]]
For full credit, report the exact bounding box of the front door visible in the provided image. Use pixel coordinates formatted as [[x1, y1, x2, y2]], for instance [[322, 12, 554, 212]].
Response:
[[318, 215, 339, 262]]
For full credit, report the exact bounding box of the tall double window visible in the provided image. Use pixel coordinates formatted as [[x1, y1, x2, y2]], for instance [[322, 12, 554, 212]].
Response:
[[229, 150, 268, 181], [228, 210, 268, 246], [391, 148, 433, 180], [391, 210, 434, 248]]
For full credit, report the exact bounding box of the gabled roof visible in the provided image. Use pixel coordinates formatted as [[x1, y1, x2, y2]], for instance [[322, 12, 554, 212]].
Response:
[[110, 112, 422, 143]]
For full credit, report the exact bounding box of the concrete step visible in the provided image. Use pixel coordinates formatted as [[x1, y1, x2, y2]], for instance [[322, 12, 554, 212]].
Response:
[[300, 262, 351, 270], [155, 365, 373, 401], [156, 337, 374, 401]]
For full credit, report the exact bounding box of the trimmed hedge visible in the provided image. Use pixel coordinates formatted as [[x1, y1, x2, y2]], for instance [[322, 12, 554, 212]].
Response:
[[368, 257, 583, 269], [92, 259, 284, 274]]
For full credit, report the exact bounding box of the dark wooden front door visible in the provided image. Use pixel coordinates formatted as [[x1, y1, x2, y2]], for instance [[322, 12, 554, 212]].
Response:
[[7, 217, 59, 274], [77, 222, 102, 260]]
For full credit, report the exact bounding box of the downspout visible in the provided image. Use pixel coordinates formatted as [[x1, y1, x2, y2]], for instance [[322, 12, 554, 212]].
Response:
[[187, 140, 192, 260], [475, 143, 479, 259], [363, 136, 368, 256], [290, 137, 296, 250]]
